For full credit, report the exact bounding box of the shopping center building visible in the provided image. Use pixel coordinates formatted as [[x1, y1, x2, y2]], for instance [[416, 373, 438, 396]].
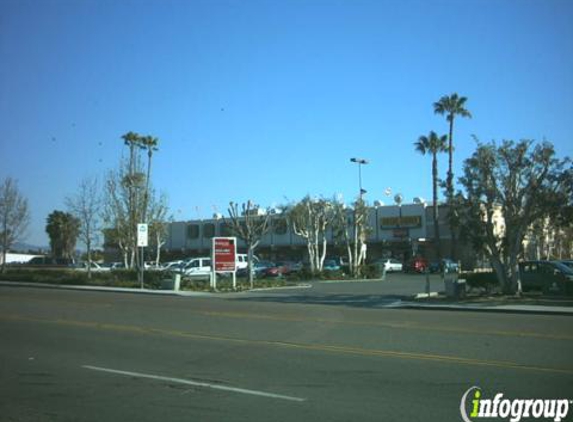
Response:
[[161, 202, 480, 268]]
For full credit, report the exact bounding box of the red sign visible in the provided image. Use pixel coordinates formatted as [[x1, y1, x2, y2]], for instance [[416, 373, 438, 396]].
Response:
[[213, 237, 236, 272]]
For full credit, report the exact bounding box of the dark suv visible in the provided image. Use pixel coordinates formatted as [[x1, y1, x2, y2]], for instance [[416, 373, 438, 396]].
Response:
[[519, 260, 573, 295]]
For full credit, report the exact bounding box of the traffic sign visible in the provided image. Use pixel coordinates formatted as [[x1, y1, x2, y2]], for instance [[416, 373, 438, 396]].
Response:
[[137, 224, 148, 247]]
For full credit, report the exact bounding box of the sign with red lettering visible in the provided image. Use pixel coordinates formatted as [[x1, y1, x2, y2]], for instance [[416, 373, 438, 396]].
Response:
[[213, 237, 236, 272]]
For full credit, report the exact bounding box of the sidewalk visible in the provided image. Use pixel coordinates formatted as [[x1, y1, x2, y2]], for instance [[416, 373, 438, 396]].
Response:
[[401, 292, 573, 315]]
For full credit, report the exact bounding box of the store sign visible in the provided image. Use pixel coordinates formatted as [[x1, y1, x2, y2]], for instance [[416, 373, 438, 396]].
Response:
[[213, 237, 236, 272], [380, 216, 421, 229]]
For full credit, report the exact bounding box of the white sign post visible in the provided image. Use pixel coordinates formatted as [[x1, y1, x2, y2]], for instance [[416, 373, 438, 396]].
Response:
[[137, 224, 148, 247], [137, 224, 148, 289]]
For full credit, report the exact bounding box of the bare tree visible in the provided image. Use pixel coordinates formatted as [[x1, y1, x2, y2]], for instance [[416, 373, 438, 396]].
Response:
[[148, 192, 170, 266], [102, 164, 137, 268], [226, 201, 270, 288], [66, 177, 102, 279], [0, 178, 30, 273], [289, 196, 333, 273], [332, 197, 371, 277]]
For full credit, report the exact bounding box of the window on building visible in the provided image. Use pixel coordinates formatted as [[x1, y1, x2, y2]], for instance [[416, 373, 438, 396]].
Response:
[[220, 222, 232, 236], [273, 218, 287, 235], [187, 224, 200, 239], [203, 223, 215, 238]]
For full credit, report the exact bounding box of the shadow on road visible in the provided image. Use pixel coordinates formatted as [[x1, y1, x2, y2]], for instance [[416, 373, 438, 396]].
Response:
[[232, 293, 411, 309]]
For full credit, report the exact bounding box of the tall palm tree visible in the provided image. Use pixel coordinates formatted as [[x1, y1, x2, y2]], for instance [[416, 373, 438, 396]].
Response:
[[433, 93, 471, 200], [120, 131, 144, 270], [434, 93, 471, 259], [139, 135, 159, 223], [121, 131, 142, 177], [414, 131, 448, 260]]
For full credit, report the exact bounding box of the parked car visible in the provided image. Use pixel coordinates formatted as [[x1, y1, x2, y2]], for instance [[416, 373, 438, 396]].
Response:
[[182, 257, 212, 278], [160, 260, 184, 272], [404, 257, 429, 273], [74, 261, 110, 272], [519, 260, 573, 294], [236, 260, 274, 278], [558, 260, 573, 270], [429, 259, 459, 273], [323, 259, 341, 271], [236, 254, 258, 270], [374, 258, 403, 272], [263, 261, 301, 277]]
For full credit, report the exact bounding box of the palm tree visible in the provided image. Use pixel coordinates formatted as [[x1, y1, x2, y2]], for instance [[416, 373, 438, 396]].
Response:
[[139, 135, 159, 223], [434, 93, 471, 259], [120, 131, 145, 270], [121, 131, 142, 177], [45, 210, 80, 260], [433, 93, 471, 200], [414, 131, 448, 261]]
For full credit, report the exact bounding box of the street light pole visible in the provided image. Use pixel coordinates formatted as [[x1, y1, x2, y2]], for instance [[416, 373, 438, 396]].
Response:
[[350, 158, 369, 199]]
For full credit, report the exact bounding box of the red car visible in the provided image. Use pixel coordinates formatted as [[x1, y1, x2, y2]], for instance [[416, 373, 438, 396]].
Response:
[[263, 261, 300, 277], [405, 257, 429, 273]]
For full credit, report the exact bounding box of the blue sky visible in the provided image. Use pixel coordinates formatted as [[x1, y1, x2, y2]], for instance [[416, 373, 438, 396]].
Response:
[[1, 0, 572, 247]]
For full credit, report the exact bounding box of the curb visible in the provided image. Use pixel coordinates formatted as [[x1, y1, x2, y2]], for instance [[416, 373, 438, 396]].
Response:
[[398, 301, 573, 316], [0, 281, 214, 297], [0, 281, 313, 297]]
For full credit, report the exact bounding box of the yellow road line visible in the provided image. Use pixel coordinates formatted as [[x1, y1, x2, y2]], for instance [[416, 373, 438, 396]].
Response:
[[2, 313, 572, 376], [194, 310, 573, 341], [1, 292, 571, 340]]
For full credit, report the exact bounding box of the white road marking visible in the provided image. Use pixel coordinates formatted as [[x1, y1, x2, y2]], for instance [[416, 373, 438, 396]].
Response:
[[82, 365, 306, 402]]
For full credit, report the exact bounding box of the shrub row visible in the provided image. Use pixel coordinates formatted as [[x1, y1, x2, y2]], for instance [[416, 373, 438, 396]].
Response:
[[0, 268, 167, 289], [284, 264, 382, 281], [462, 271, 499, 290]]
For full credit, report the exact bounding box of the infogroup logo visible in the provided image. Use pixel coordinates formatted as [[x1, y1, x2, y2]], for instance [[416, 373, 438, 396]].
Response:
[[460, 386, 571, 422]]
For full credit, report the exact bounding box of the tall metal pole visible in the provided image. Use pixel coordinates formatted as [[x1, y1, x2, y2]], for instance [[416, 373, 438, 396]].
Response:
[[358, 164, 363, 198], [350, 158, 368, 199]]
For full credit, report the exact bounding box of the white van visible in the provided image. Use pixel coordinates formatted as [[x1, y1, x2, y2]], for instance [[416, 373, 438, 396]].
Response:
[[183, 257, 212, 277], [182, 254, 257, 276]]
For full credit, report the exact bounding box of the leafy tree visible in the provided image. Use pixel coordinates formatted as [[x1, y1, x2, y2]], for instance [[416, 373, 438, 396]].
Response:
[[46, 210, 80, 260], [458, 139, 572, 294], [289, 196, 333, 273], [226, 201, 270, 288], [66, 176, 101, 278], [414, 131, 448, 260], [0, 178, 30, 273], [434, 93, 471, 257]]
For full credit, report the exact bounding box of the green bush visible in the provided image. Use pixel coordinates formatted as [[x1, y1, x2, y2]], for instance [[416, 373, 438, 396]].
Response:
[[360, 264, 382, 279], [0, 268, 166, 289], [179, 276, 291, 292], [463, 271, 499, 291]]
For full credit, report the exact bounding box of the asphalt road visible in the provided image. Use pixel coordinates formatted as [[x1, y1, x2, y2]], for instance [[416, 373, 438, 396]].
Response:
[[1, 280, 572, 422]]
